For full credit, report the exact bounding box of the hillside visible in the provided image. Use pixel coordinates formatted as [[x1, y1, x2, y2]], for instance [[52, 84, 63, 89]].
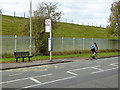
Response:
[[1, 15, 114, 39], [53, 22, 107, 39], [2, 15, 28, 36]]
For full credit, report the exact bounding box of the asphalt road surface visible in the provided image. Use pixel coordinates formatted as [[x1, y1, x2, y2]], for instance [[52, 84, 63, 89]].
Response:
[[0, 57, 119, 89]]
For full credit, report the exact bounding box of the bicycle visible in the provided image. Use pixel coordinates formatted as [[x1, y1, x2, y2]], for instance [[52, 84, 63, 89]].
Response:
[[89, 51, 98, 61]]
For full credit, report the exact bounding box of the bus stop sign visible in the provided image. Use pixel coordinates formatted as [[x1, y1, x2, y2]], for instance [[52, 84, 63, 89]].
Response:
[[45, 19, 51, 32]]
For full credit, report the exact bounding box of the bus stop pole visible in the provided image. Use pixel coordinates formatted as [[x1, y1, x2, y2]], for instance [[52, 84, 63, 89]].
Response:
[[50, 24, 52, 62]]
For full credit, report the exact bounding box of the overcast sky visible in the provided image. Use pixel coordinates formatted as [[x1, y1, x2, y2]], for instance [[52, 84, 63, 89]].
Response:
[[0, 0, 114, 27]]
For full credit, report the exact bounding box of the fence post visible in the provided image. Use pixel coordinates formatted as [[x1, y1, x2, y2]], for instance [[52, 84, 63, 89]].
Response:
[[73, 38, 75, 50], [14, 11, 16, 17], [77, 21, 79, 24], [107, 39, 108, 50], [72, 20, 73, 24], [0, 9, 2, 15], [24, 12, 25, 18], [83, 38, 85, 50], [15, 35, 17, 52], [82, 22, 84, 25], [33, 36, 35, 51], [92, 38, 93, 44], [65, 19, 67, 23], [62, 37, 63, 52]]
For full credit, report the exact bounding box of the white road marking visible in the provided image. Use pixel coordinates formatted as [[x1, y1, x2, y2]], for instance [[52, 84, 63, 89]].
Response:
[[104, 67, 118, 72], [91, 66, 104, 71], [92, 63, 118, 74], [110, 63, 118, 66], [66, 65, 102, 76], [22, 76, 76, 89], [67, 71, 78, 76], [0, 74, 52, 85], [29, 78, 41, 84], [9, 73, 23, 76], [92, 67, 118, 74], [69, 67, 91, 72]]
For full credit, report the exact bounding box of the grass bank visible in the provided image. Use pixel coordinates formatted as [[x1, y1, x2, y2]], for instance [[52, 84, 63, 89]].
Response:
[[3, 15, 117, 39], [1, 51, 119, 63]]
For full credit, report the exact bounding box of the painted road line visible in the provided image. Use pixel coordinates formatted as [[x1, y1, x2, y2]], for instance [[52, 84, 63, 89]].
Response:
[[22, 76, 76, 89], [92, 67, 118, 74], [70, 67, 90, 72], [0, 74, 52, 85], [70, 65, 100, 72], [92, 63, 118, 74], [67, 71, 78, 76], [91, 65, 104, 72], [29, 78, 41, 84], [34, 69, 48, 72], [9, 73, 23, 77], [104, 67, 118, 72], [110, 63, 118, 66]]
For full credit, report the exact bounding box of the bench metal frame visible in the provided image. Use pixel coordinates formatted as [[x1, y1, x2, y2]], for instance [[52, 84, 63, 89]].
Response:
[[14, 52, 33, 62]]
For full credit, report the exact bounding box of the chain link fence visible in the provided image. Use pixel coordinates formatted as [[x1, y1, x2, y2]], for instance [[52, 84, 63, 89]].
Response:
[[0, 35, 119, 55]]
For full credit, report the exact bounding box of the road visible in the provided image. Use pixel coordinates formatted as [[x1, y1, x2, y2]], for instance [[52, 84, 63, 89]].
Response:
[[0, 57, 119, 89]]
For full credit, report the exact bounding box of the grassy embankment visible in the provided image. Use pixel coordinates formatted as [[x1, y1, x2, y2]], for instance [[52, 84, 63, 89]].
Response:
[[2, 15, 108, 39]]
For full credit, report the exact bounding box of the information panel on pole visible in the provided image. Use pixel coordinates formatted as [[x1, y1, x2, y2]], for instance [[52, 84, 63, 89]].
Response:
[[48, 38, 53, 51], [45, 19, 51, 32]]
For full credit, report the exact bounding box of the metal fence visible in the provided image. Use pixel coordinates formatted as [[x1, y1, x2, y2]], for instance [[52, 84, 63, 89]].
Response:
[[0, 35, 119, 55], [53, 37, 119, 52], [1, 35, 35, 55]]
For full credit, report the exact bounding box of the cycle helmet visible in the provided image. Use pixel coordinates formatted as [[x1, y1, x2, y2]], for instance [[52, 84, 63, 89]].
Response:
[[94, 42, 96, 44]]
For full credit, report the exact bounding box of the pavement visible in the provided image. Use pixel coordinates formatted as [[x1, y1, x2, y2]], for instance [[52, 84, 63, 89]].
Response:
[[0, 55, 119, 70], [0, 57, 86, 70]]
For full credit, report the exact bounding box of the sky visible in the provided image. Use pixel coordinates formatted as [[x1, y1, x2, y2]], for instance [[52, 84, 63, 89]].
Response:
[[0, 0, 115, 27]]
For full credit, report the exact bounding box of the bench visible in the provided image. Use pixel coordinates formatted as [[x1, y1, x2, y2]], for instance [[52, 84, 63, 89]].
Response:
[[14, 52, 33, 62]]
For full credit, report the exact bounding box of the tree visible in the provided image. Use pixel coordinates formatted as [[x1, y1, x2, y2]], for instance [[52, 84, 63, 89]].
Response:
[[107, 0, 120, 38], [21, 2, 62, 55]]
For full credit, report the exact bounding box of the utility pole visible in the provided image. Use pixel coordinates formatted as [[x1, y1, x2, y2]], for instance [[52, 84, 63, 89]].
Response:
[[118, 1, 120, 37], [118, 1, 120, 63], [30, 0, 32, 56]]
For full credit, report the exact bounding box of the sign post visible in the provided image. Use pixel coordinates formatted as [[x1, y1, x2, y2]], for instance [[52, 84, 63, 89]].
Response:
[[45, 19, 53, 62]]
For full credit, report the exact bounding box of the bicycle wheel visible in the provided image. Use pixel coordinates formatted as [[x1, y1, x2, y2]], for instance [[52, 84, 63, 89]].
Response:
[[95, 53, 98, 60], [89, 55, 93, 61]]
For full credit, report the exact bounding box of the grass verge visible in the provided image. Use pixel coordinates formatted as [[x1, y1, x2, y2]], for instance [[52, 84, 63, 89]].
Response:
[[1, 51, 119, 63]]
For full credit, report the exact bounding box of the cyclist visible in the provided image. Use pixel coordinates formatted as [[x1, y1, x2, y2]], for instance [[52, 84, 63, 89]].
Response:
[[91, 42, 98, 59]]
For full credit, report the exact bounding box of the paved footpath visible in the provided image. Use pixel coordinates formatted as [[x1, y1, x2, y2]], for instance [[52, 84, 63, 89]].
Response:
[[0, 57, 85, 70]]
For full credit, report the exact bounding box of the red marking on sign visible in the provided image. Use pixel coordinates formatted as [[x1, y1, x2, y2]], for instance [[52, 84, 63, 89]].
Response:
[[46, 20, 50, 25]]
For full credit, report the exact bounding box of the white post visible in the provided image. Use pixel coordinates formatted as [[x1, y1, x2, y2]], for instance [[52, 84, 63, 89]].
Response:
[[50, 25, 52, 62], [15, 35, 17, 52]]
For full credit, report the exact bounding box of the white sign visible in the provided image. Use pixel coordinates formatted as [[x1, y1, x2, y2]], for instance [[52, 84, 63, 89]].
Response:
[[48, 38, 53, 51], [45, 19, 51, 32]]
